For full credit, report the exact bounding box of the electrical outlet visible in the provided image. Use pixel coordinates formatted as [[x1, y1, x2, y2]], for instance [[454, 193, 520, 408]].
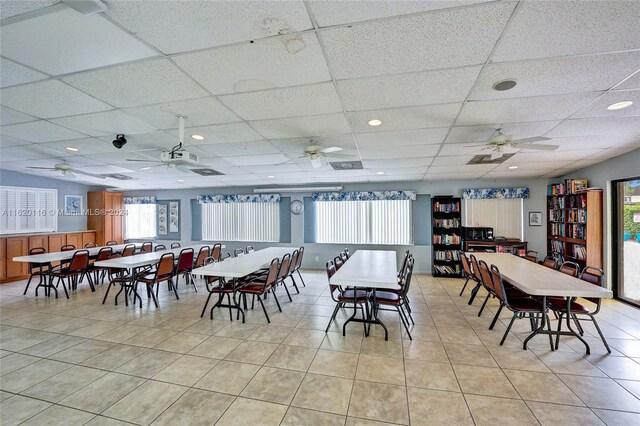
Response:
[[315, 256, 319, 262]]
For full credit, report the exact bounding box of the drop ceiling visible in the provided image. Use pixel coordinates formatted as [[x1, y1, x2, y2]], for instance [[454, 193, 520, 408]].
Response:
[[0, 0, 638, 190]]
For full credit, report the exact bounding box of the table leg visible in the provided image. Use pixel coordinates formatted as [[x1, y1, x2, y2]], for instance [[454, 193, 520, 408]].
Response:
[[523, 296, 548, 350], [560, 298, 591, 355]]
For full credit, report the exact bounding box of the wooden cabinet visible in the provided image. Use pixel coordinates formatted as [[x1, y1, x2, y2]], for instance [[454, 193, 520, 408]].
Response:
[[48, 234, 66, 252], [0, 238, 5, 280], [66, 233, 82, 249], [87, 192, 124, 246], [463, 240, 528, 255], [82, 232, 95, 247], [28, 235, 49, 252], [5, 236, 28, 277]]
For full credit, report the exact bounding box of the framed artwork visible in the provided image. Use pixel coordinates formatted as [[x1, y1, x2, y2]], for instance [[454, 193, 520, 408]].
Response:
[[529, 212, 542, 226], [169, 201, 179, 233], [64, 195, 82, 215], [158, 205, 168, 235]]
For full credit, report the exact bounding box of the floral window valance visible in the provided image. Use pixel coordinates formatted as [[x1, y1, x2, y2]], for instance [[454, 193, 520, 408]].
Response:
[[312, 191, 417, 202], [123, 196, 157, 204], [197, 194, 281, 203], [462, 188, 529, 199]]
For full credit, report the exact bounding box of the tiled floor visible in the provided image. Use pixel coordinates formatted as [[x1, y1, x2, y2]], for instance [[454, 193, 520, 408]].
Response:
[[1, 271, 639, 425]]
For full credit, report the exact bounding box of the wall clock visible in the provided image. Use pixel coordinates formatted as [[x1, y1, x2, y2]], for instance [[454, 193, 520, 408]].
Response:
[[290, 200, 304, 215]]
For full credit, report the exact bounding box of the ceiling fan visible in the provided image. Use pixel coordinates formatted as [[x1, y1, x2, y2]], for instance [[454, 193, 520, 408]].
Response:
[[465, 129, 559, 160], [295, 142, 355, 168], [27, 162, 106, 179]]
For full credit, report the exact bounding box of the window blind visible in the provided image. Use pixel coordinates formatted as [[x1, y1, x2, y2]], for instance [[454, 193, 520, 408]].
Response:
[[0, 186, 57, 234], [463, 198, 524, 239], [124, 204, 157, 239], [201, 202, 279, 242]]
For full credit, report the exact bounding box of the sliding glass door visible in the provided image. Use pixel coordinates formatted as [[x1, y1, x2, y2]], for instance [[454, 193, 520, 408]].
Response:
[[613, 177, 640, 307]]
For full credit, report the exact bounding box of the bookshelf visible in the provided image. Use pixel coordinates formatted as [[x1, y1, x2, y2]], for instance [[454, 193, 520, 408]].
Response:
[[547, 179, 602, 269], [432, 196, 462, 277]]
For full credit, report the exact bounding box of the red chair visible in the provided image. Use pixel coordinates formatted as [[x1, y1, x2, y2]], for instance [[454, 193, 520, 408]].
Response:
[[541, 256, 558, 269], [140, 241, 153, 253], [61, 244, 76, 251], [274, 253, 293, 302], [558, 260, 580, 277], [23, 247, 50, 296], [211, 243, 222, 261], [84, 242, 97, 248], [154, 244, 166, 252], [237, 258, 281, 323], [334, 255, 344, 271], [174, 248, 195, 292], [48, 250, 94, 298], [459, 251, 478, 297], [467, 254, 484, 305], [293, 246, 306, 287], [285, 249, 301, 294], [122, 244, 136, 257], [325, 259, 369, 334], [106, 240, 118, 246], [101, 253, 134, 306], [88, 246, 113, 284], [369, 257, 415, 339], [136, 253, 178, 308]]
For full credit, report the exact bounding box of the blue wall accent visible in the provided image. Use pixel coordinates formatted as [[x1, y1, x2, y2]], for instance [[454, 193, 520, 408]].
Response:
[[190, 199, 202, 241], [303, 196, 316, 243], [413, 194, 432, 245]]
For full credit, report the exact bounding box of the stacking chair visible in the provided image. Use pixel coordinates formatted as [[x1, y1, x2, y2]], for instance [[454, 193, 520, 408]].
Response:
[[380, 254, 415, 324], [200, 257, 228, 317], [220, 251, 231, 261], [211, 243, 222, 261], [61, 244, 76, 251], [476, 259, 497, 316], [193, 246, 210, 270], [558, 260, 580, 277], [136, 253, 178, 307], [549, 266, 610, 353], [334, 255, 344, 271], [274, 253, 293, 302], [140, 241, 153, 253], [122, 244, 136, 257], [541, 256, 558, 269], [48, 250, 94, 298], [285, 249, 301, 294], [237, 258, 282, 323], [101, 253, 133, 305], [246, 245, 255, 253], [293, 246, 306, 287], [23, 247, 50, 295], [340, 250, 349, 263], [84, 242, 97, 248], [467, 254, 484, 305], [154, 244, 166, 252], [234, 248, 245, 257], [174, 248, 196, 292], [88, 246, 112, 285], [325, 259, 369, 333], [171, 242, 181, 249], [459, 251, 478, 296], [106, 240, 118, 246], [525, 250, 539, 263], [343, 248, 350, 259], [369, 257, 415, 339]]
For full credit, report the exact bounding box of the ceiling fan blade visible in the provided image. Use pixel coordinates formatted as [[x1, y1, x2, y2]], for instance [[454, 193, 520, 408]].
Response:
[[126, 158, 161, 163], [513, 143, 558, 151], [464, 144, 492, 148], [175, 165, 192, 174], [26, 166, 58, 170], [323, 153, 355, 159], [71, 169, 106, 179], [319, 146, 343, 154], [511, 136, 551, 144], [490, 150, 503, 160]]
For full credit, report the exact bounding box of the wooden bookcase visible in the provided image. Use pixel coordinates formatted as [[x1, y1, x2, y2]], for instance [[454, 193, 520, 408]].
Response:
[[547, 181, 602, 269], [87, 191, 124, 246], [432, 196, 462, 277]]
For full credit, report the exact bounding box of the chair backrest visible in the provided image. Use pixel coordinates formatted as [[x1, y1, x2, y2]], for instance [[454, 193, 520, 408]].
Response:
[[211, 243, 222, 261], [263, 258, 280, 287], [460, 251, 472, 277], [155, 253, 175, 279], [580, 266, 605, 305], [343, 248, 350, 259], [154, 244, 166, 252], [68, 250, 90, 272], [398, 250, 410, 278], [176, 248, 195, 273], [489, 264, 507, 304], [84, 242, 97, 248], [295, 246, 304, 270], [95, 247, 112, 262], [277, 253, 291, 281], [194, 246, 210, 268], [204, 256, 215, 266], [400, 257, 414, 296], [106, 240, 118, 246], [29, 247, 47, 271], [234, 248, 245, 257], [220, 252, 231, 261], [61, 244, 76, 251], [469, 254, 482, 282], [478, 259, 494, 293], [122, 244, 136, 257], [246, 245, 254, 253], [334, 255, 344, 270], [541, 256, 557, 269], [340, 251, 348, 263], [525, 250, 539, 263], [107, 253, 123, 276], [559, 260, 580, 277], [326, 260, 339, 299], [288, 250, 299, 275], [141, 242, 153, 253], [171, 242, 181, 249]]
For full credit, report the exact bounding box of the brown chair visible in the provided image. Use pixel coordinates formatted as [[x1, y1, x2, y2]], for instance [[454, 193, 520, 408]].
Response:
[[383, 253, 415, 319], [88, 246, 112, 284], [154, 244, 166, 252], [558, 260, 580, 277], [61, 244, 76, 251], [199, 257, 227, 318], [459, 251, 477, 297], [171, 242, 181, 249], [246, 245, 254, 253], [476, 259, 496, 317], [220, 251, 231, 261], [237, 258, 282, 323], [23, 247, 50, 296], [334, 255, 344, 271], [541, 256, 558, 269], [101, 253, 134, 306], [136, 253, 178, 307], [234, 248, 245, 257], [211, 243, 222, 261], [325, 259, 369, 334], [293, 246, 306, 287], [284, 249, 301, 295], [467, 254, 484, 305], [174, 248, 196, 292], [122, 244, 136, 257], [343, 248, 350, 259], [274, 253, 293, 302], [84, 242, 97, 248], [194, 246, 211, 270], [140, 241, 153, 253], [525, 250, 539, 263], [48, 250, 94, 298], [340, 250, 349, 263], [106, 240, 118, 246], [549, 266, 610, 353]]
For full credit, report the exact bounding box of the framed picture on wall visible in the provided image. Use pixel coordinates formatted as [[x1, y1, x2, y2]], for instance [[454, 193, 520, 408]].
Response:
[[64, 195, 82, 215], [529, 212, 542, 226]]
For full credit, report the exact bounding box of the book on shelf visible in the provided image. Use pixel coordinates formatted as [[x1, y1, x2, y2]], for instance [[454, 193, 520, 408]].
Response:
[[567, 224, 586, 240], [567, 209, 587, 223], [550, 239, 564, 254], [433, 234, 461, 245], [434, 264, 461, 275], [565, 178, 588, 194], [550, 223, 565, 237], [433, 218, 460, 228], [572, 244, 587, 260], [433, 201, 460, 213], [434, 250, 461, 261]]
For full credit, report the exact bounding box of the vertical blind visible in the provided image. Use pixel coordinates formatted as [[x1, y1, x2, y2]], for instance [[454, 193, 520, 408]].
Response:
[[0, 186, 57, 234], [124, 204, 157, 239], [316, 200, 412, 245], [463, 198, 524, 239], [201, 202, 279, 242]]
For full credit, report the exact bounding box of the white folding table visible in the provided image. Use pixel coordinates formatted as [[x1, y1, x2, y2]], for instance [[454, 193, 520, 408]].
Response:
[[471, 253, 612, 354], [329, 250, 398, 341]]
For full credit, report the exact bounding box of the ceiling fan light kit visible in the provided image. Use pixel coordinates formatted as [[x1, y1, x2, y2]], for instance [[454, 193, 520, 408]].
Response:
[[465, 128, 559, 159]]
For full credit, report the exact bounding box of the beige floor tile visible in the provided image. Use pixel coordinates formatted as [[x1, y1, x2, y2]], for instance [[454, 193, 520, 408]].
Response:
[[348, 380, 409, 424], [103, 380, 187, 425], [21, 404, 96, 426], [321, 331, 363, 353], [94, 324, 148, 343], [0, 358, 71, 393], [81, 344, 148, 370], [282, 407, 345, 425], [225, 340, 279, 365], [188, 335, 243, 359], [361, 336, 403, 358], [241, 365, 305, 404], [194, 360, 260, 395], [116, 349, 182, 378], [68, 321, 121, 338], [443, 342, 499, 367], [247, 324, 293, 343], [503, 369, 584, 405], [453, 364, 518, 398], [589, 355, 640, 380], [296, 314, 338, 331], [59, 372, 145, 414], [215, 397, 288, 426], [151, 388, 234, 425], [592, 408, 640, 425], [617, 378, 640, 399], [183, 318, 229, 335], [608, 338, 640, 358], [21, 365, 106, 402], [20, 334, 87, 357], [526, 401, 605, 426], [309, 349, 359, 379], [49, 339, 115, 363], [0, 353, 41, 376], [404, 324, 441, 342], [345, 418, 397, 426], [436, 325, 483, 345], [356, 354, 405, 385], [0, 395, 52, 426], [486, 346, 551, 372], [152, 354, 218, 386], [122, 328, 178, 348], [82, 415, 131, 425], [534, 351, 607, 377], [0, 391, 12, 402], [465, 394, 540, 425], [214, 322, 261, 339], [559, 374, 640, 412], [282, 328, 327, 348], [404, 359, 459, 391], [265, 344, 318, 371], [403, 339, 448, 362], [292, 373, 353, 415], [407, 387, 473, 426], [153, 331, 209, 353]]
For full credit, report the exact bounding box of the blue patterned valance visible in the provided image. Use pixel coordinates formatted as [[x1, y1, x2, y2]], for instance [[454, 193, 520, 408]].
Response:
[[462, 188, 529, 199], [312, 191, 417, 202], [197, 194, 281, 203], [124, 196, 157, 204]]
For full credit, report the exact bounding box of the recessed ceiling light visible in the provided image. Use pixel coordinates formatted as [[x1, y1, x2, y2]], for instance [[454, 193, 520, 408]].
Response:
[[191, 134, 204, 140], [177, 179, 184, 183], [267, 175, 274, 178], [508, 165, 519, 170], [376, 171, 385, 175], [492, 79, 517, 91], [368, 119, 382, 126], [606, 100, 633, 111], [65, 146, 79, 152]]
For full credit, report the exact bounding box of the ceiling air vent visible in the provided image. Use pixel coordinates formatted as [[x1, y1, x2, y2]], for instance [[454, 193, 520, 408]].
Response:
[[467, 154, 515, 165], [102, 173, 134, 180], [329, 161, 363, 170], [191, 168, 224, 176]]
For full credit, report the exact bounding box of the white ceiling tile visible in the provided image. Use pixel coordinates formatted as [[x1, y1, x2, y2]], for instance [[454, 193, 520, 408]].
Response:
[[360, 145, 439, 160], [0, 57, 48, 88], [1, 120, 86, 142], [437, 143, 516, 157], [50, 110, 156, 137], [0, 135, 30, 147], [218, 82, 342, 121], [1, 6, 159, 75], [581, 147, 639, 161], [499, 160, 574, 171], [308, 0, 491, 27], [348, 103, 462, 132], [0, 143, 71, 161], [354, 128, 448, 148], [550, 135, 638, 151], [0, 0, 58, 19], [431, 155, 474, 166], [363, 158, 432, 168], [429, 164, 496, 173], [193, 141, 281, 157], [456, 93, 600, 125], [0, 106, 37, 125], [123, 97, 241, 130], [173, 33, 331, 95], [81, 149, 156, 166], [320, 2, 515, 79], [224, 153, 290, 166], [170, 122, 264, 144], [338, 66, 481, 111], [368, 174, 424, 183], [63, 58, 208, 108], [472, 51, 640, 100], [105, 0, 312, 54], [547, 116, 640, 138], [0, 80, 112, 118], [250, 113, 351, 139], [573, 90, 640, 119], [39, 138, 115, 156], [269, 135, 356, 153], [445, 121, 561, 143], [492, 1, 640, 62], [615, 71, 640, 91], [425, 171, 484, 180], [504, 150, 599, 163], [240, 164, 303, 174], [366, 167, 427, 176], [484, 170, 552, 179]]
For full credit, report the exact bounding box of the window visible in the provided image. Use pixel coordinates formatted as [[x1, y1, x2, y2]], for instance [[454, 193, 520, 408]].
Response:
[[0, 186, 57, 234], [315, 199, 412, 245], [125, 204, 157, 239], [201, 202, 279, 242], [463, 198, 523, 239]]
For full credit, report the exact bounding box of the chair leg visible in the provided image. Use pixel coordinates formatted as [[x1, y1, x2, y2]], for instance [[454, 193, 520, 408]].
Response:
[[148, 284, 159, 308], [102, 282, 113, 304], [271, 287, 282, 312], [468, 282, 481, 305], [589, 314, 612, 353], [296, 270, 306, 287], [257, 295, 270, 323], [170, 279, 179, 300], [500, 312, 517, 345], [85, 272, 95, 292], [489, 303, 504, 330], [281, 280, 292, 302], [459, 276, 470, 296], [478, 293, 490, 317], [23, 274, 34, 295], [572, 314, 584, 335], [325, 303, 341, 333], [200, 292, 213, 318], [398, 306, 412, 340], [289, 276, 300, 294]]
